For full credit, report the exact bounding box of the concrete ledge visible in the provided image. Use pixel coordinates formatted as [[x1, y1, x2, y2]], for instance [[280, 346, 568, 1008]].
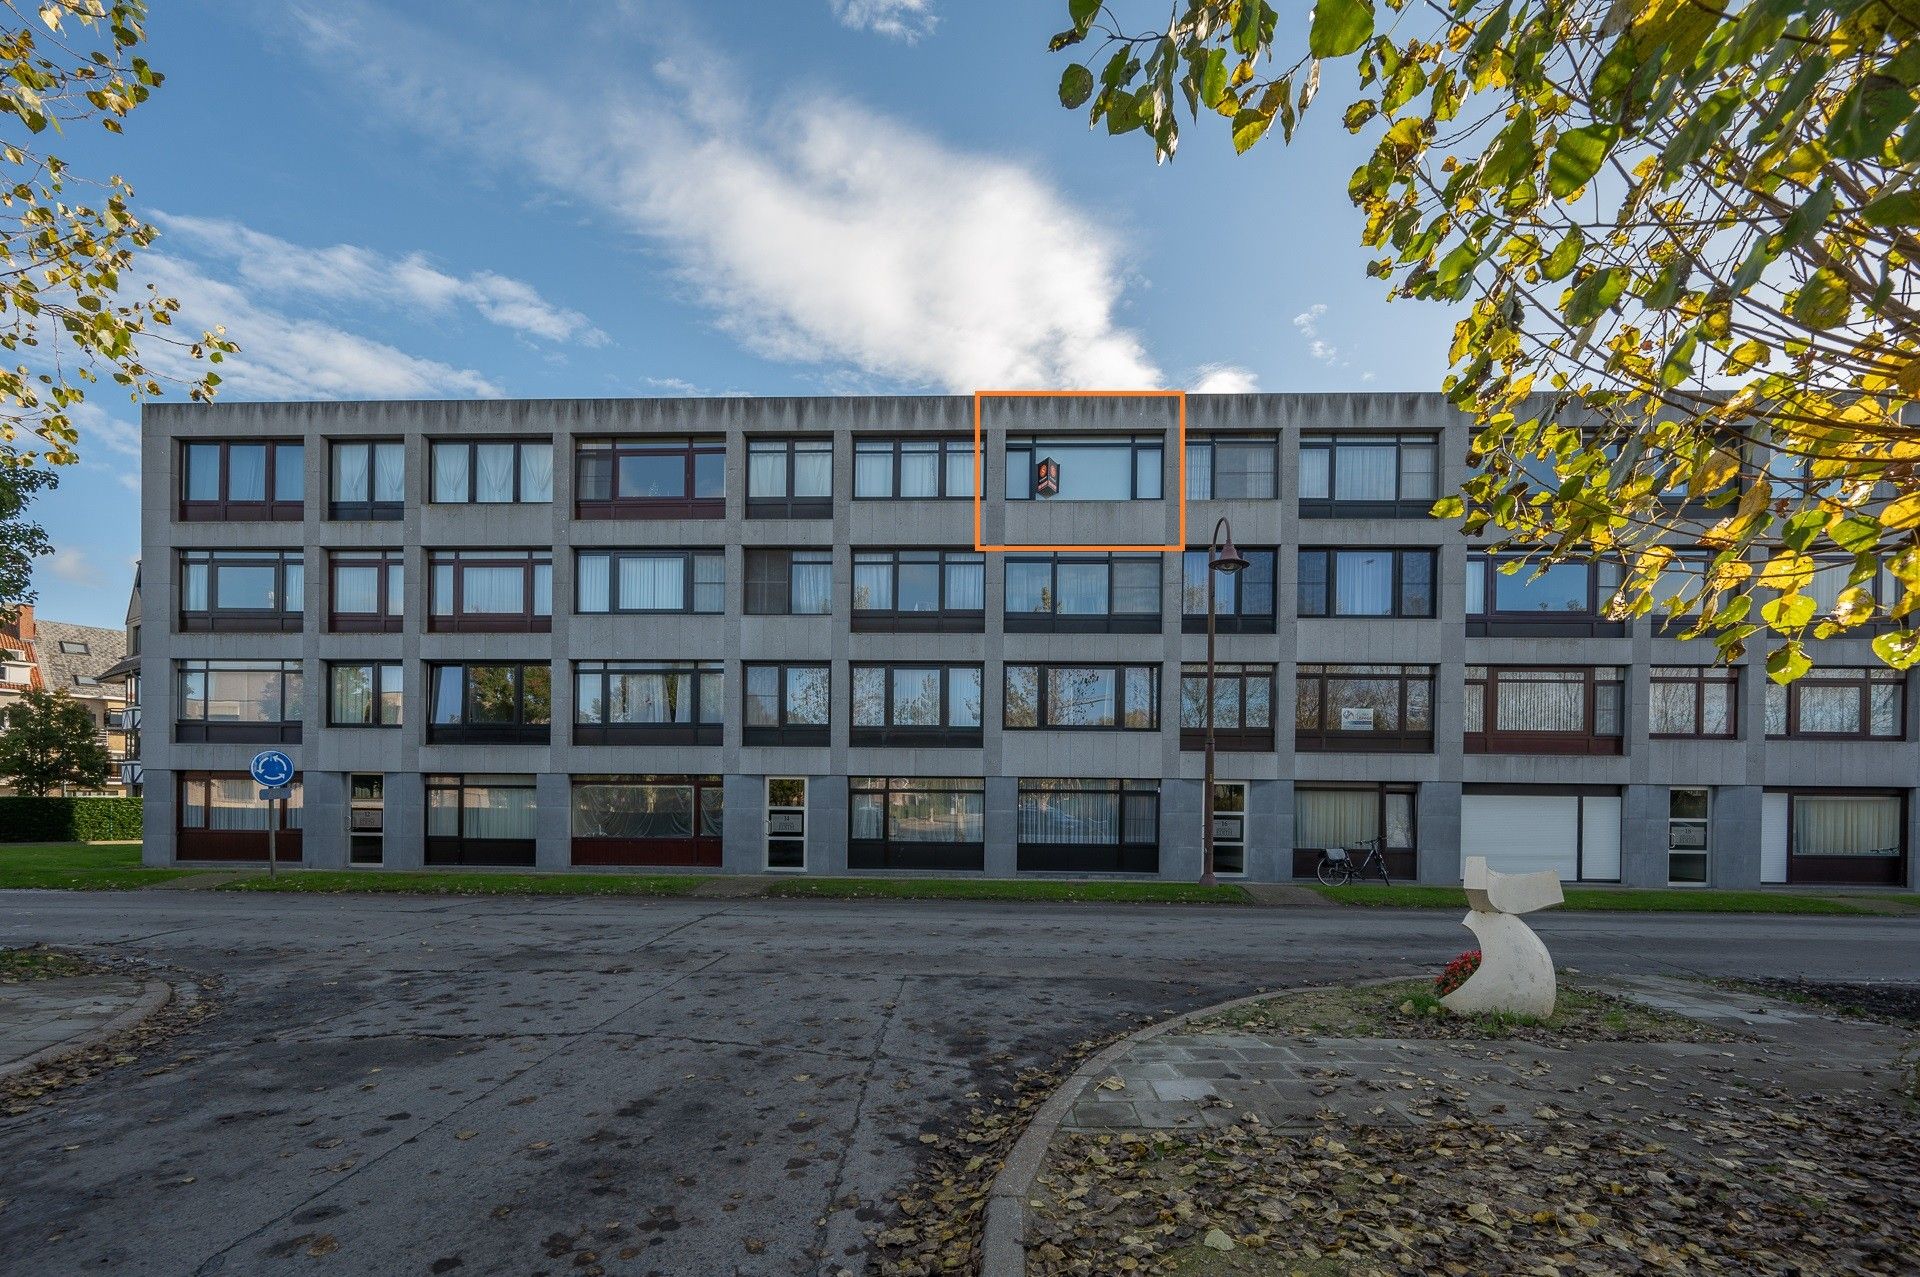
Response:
[[0, 978, 172, 1083]]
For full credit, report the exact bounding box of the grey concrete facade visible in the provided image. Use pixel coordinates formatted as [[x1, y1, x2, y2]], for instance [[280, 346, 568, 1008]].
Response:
[[139, 393, 1920, 889]]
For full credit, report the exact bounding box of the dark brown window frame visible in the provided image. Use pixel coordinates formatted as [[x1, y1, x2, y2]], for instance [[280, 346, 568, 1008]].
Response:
[[177, 549, 304, 633], [574, 436, 725, 520], [745, 436, 834, 519], [178, 439, 305, 522], [570, 774, 725, 867], [1648, 665, 1740, 739], [852, 436, 976, 500], [1178, 663, 1276, 752], [1297, 432, 1438, 519], [326, 660, 403, 728], [572, 661, 724, 746], [574, 549, 724, 615], [1015, 778, 1160, 874], [1183, 434, 1280, 501], [851, 548, 986, 633], [1765, 667, 1907, 741], [1005, 434, 1164, 501], [426, 662, 552, 744], [1295, 664, 1436, 753], [427, 549, 553, 634], [744, 548, 834, 616], [427, 438, 552, 505], [1465, 552, 1625, 637], [1780, 788, 1909, 886], [1005, 552, 1161, 634], [743, 661, 831, 746], [1297, 547, 1438, 620], [1003, 663, 1160, 732], [425, 773, 537, 866], [1465, 665, 1624, 755], [1290, 781, 1418, 880], [177, 772, 304, 862], [174, 659, 304, 744], [328, 438, 405, 520], [850, 662, 984, 748], [1180, 548, 1277, 634], [328, 549, 405, 633], [848, 776, 987, 871]]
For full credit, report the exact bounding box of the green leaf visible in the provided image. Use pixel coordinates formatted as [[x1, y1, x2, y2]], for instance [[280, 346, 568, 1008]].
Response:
[[1546, 124, 1615, 198], [1231, 107, 1275, 153], [1766, 642, 1812, 684], [1872, 629, 1920, 670], [1068, 0, 1101, 31], [1541, 229, 1583, 281], [1780, 507, 1829, 551], [1861, 190, 1920, 227], [1196, 47, 1229, 111], [1761, 592, 1816, 632], [1789, 268, 1852, 330], [1059, 63, 1094, 109], [1309, 0, 1374, 58]]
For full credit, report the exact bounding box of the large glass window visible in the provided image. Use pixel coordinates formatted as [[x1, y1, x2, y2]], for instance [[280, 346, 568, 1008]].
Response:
[[1791, 793, 1903, 858], [427, 664, 551, 743], [1004, 664, 1158, 730], [571, 776, 724, 866], [744, 549, 834, 615], [177, 774, 304, 861], [1015, 778, 1159, 873], [1464, 666, 1625, 754], [1804, 555, 1904, 620], [1466, 553, 1622, 635], [329, 440, 405, 519], [428, 440, 552, 504], [574, 436, 724, 518], [743, 662, 831, 745], [851, 549, 984, 631], [1296, 664, 1435, 752], [327, 550, 404, 633], [1178, 663, 1274, 750], [175, 659, 303, 743], [1765, 667, 1905, 739], [1298, 548, 1436, 619], [1649, 666, 1738, 738], [328, 662, 402, 727], [179, 440, 304, 521], [1185, 436, 1278, 500], [1179, 549, 1276, 633], [573, 661, 723, 745], [851, 664, 983, 746], [178, 550, 304, 632], [854, 437, 975, 499], [1292, 784, 1416, 878], [746, 438, 833, 517], [1006, 553, 1160, 632], [428, 550, 553, 632], [1297, 432, 1436, 515], [425, 774, 537, 866], [850, 777, 987, 870], [1005, 435, 1163, 500], [576, 550, 723, 615]]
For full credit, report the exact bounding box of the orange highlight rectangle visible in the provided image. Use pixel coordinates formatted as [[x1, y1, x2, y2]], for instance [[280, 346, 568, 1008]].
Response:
[[971, 389, 1187, 553]]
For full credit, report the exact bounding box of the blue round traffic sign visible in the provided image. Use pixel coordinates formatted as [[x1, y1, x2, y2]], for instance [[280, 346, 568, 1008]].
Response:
[[250, 750, 294, 788]]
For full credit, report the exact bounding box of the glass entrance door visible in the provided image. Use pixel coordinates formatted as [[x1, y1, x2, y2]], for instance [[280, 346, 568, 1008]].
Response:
[[1668, 787, 1708, 884], [767, 777, 806, 870], [1211, 782, 1247, 876], [349, 774, 384, 866]]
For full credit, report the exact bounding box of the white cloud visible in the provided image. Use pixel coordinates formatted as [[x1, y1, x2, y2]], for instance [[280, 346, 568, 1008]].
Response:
[[1190, 364, 1260, 394], [829, 0, 937, 42], [45, 547, 102, 587], [150, 213, 608, 347], [1292, 303, 1341, 366], [287, 5, 1161, 394]]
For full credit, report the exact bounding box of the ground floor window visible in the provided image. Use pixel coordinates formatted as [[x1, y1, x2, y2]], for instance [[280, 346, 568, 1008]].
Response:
[[1291, 783, 1415, 880], [177, 773, 304, 862], [426, 773, 537, 866], [571, 775, 723, 867], [1016, 778, 1158, 874], [1787, 791, 1906, 886], [849, 777, 985, 871]]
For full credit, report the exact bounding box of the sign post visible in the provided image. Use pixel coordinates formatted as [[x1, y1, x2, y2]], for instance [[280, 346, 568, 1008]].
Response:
[[250, 750, 295, 878]]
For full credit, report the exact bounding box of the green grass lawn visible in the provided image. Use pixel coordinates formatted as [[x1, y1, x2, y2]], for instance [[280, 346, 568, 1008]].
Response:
[[1308, 883, 1876, 915], [218, 870, 706, 897], [0, 842, 197, 890], [762, 876, 1250, 905]]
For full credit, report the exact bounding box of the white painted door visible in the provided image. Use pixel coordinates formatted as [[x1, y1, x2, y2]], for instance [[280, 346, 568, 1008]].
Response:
[[1761, 791, 1790, 884], [1461, 794, 1580, 880], [1580, 796, 1622, 881]]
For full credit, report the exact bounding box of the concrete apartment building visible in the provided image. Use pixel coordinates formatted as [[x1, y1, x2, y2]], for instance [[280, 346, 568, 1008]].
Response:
[[136, 393, 1918, 890], [0, 605, 132, 796]]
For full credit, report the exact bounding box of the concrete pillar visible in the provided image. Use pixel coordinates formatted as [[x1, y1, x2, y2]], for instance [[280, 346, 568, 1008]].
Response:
[[1619, 784, 1668, 887], [1418, 781, 1463, 885], [1711, 784, 1764, 889], [300, 771, 349, 869], [1159, 778, 1203, 881], [1245, 778, 1291, 883], [807, 773, 847, 874], [983, 776, 1017, 876], [142, 768, 174, 866], [722, 773, 762, 872], [534, 772, 570, 870], [383, 770, 424, 869]]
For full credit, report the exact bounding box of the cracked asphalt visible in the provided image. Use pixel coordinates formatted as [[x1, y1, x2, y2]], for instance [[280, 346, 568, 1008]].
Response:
[[0, 891, 1913, 1276]]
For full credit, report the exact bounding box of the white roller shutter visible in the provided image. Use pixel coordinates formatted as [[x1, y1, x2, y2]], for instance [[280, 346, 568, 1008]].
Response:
[[1761, 792, 1789, 884], [1461, 794, 1580, 881], [1580, 796, 1622, 882]]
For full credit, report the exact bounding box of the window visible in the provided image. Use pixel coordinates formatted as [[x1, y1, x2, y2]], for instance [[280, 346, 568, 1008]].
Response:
[[744, 549, 834, 615], [1668, 788, 1709, 885], [327, 550, 405, 633], [71, 674, 99, 687], [743, 662, 830, 745], [1292, 784, 1416, 879], [1465, 666, 1624, 754], [1787, 791, 1906, 884], [574, 436, 724, 518], [425, 774, 537, 866], [1296, 664, 1435, 752], [175, 659, 303, 744], [57, 640, 90, 655], [854, 437, 975, 499], [1765, 667, 1905, 739], [576, 550, 723, 615], [179, 440, 304, 520], [1178, 664, 1275, 751], [427, 664, 551, 743], [1185, 435, 1278, 500], [1005, 553, 1160, 633], [178, 550, 304, 632], [1465, 553, 1624, 636], [428, 440, 552, 505], [177, 774, 303, 861], [1004, 664, 1158, 730], [1179, 549, 1276, 634], [428, 550, 553, 633], [329, 440, 405, 519], [328, 662, 402, 727], [746, 438, 833, 517], [1804, 555, 1904, 624], [572, 775, 725, 867], [851, 664, 984, 747], [1016, 778, 1159, 873], [573, 661, 724, 745], [851, 550, 985, 631], [1297, 432, 1436, 517], [1298, 548, 1436, 619], [849, 777, 986, 871], [1649, 666, 1738, 738], [1005, 435, 1163, 500]]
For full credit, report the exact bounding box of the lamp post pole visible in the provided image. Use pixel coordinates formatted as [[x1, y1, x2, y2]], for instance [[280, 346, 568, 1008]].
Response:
[[1202, 517, 1248, 888]]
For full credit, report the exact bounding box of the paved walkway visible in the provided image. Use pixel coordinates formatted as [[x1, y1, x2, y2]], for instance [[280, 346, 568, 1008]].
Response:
[[0, 972, 155, 1075]]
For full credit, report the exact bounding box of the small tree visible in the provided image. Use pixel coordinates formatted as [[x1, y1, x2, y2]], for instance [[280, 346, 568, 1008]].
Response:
[[0, 687, 110, 795], [0, 460, 54, 622]]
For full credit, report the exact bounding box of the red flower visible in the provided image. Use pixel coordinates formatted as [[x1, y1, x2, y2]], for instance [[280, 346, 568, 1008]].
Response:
[[1435, 949, 1483, 997]]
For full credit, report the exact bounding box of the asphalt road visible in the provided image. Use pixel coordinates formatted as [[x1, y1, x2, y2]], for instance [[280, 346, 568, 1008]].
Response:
[[0, 892, 1914, 1276]]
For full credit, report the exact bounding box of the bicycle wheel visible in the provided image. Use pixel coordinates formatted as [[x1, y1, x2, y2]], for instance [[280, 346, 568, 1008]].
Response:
[[1316, 858, 1349, 887]]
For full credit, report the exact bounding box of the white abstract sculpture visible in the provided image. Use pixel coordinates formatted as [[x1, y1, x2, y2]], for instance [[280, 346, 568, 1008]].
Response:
[[1440, 856, 1564, 1018]]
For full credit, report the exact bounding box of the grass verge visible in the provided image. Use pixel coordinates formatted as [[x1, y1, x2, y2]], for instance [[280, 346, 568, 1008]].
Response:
[[763, 877, 1251, 905], [218, 870, 705, 897], [0, 944, 102, 982], [0, 842, 196, 890], [1308, 883, 1876, 915]]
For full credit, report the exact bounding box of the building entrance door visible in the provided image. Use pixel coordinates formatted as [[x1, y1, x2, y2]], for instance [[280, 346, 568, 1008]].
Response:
[[349, 774, 384, 866], [767, 777, 806, 870], [1211, 782, 1247, 876]]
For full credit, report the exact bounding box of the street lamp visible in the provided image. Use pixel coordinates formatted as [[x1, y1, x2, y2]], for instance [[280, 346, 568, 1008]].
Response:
[[1202, 517, 1248, 888]]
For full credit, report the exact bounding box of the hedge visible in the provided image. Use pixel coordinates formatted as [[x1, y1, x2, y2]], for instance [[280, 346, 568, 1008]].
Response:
[[0, 796, 143, 842]]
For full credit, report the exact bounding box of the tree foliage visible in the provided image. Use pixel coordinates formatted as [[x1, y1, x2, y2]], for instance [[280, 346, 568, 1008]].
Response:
[[0, 0, 233, 469], [1052, 0, 1920, 678], [0, 686, 110, 795], [0, 458, 52, 620]]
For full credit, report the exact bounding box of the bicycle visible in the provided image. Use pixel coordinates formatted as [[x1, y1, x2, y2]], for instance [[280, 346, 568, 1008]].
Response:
[[1314, 837, 1392, 887]]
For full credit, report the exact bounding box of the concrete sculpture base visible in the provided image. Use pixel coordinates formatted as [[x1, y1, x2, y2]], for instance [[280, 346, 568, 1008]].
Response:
[[1439, 856, 1563, 1019]]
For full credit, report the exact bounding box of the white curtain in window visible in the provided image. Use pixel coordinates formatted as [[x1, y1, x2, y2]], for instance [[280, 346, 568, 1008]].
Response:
[[1185, 444, 1210, 500], [1056, 563, 1107, 614], [1794, 795, 1900, 856], [227, 446, 267, 501], [748, 448, 786, 497], [432, 445, 468, 502], [185, 445, 221, 500], [1295, 788, 1379, 846], [1218, 442, 1275, 498], [1495, 673, 1585, 732], [461, 566, 525, 614], [851, 793, 885, 839], [576, 555, 611, 612], [518, 446, 552, 502], [476, 445, 515, 502], [464, 785, 537, 839], [793, 445, 832, 497], [208, 776, 272, 830], [332, 665, 372, 723], [1806, 561, 1851, 613], [899, 445, 938, 497], [373, 442, 404, 502], [1018, 788, 1118, 844], [854, 447, 893, 497], [1334, 552, 1393, 615], [945, 560, 983, 611], [1297, 448, 1330, 499], [182, 563, 210, 612], [791, 563, 832, 614], [334, 566, 379, 615], [1333, 445, 1396, 501], [622, 556, 683, 610], [533, 564, 552, 616], [333, 445, 370, 503]]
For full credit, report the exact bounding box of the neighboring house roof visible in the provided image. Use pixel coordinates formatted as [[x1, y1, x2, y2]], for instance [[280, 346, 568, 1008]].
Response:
[[30, 619, 127, 704]]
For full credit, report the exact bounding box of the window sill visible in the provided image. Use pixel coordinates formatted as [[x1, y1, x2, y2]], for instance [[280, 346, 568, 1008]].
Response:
[[175, 722, 303, 745], [425, 726, 552, 745]]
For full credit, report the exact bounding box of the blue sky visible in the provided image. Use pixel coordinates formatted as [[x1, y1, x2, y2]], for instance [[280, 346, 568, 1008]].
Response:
[[29, 0, 1454, 628]]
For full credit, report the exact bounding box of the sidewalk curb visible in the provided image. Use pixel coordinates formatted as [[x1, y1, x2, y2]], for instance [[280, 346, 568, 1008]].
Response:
[[979, 975, 1412, 1277], [0, 978, 173, 1084]]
